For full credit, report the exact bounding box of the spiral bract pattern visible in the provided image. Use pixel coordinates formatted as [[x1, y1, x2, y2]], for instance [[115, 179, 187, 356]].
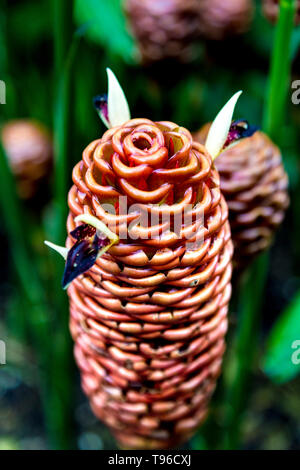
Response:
[[67, 119, 232, 448]]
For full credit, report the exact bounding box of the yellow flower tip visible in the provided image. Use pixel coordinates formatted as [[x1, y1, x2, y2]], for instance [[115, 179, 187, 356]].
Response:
[[205, 90, 243, 161], [74, 214, 119, 243]]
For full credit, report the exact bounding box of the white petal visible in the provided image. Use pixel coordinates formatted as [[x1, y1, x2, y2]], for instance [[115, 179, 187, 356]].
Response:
[[107, 68, 131, 128], [205, 91, 243, 160], [44, 241, 69, 260], [75, 214, 119, 243]]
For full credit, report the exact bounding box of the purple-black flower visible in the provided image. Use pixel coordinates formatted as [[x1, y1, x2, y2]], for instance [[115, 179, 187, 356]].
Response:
[[62, 223, 110, 289], [224, 120, 258, 150]]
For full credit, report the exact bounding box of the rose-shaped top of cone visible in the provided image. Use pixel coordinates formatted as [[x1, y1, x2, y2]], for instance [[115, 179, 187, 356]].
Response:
[[1, 119, 52, 198], [69, 119, 228, 264], [194, 123, 289, 269]]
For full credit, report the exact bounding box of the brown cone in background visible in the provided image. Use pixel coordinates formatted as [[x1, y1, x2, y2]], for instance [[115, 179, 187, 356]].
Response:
[[1, 120, 53, 199], [67, 119, 233, 449], [194, 124, 289, 270], [124, 0, 202, 63], [262, 0, 300, 25], [198, 0, 254, 40]]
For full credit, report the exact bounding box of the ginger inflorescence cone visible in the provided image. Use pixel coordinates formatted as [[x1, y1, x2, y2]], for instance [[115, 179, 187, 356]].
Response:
[[66, 119, 233, 449], [124, 0, 202, 63], [1, 120, 53, 199], [194, 123, 289, 271], [198, 0, 254, 40], [125, 0, 254, 64]]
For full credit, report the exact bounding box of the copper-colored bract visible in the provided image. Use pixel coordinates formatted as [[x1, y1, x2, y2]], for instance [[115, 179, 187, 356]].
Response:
[[194, 124, 289, 270], [198, 0, 254, 40], [1, 120, 53, 199], [67, 119, 233, 449], [262, 0, 300, 25], [124, 0, 201, 63]]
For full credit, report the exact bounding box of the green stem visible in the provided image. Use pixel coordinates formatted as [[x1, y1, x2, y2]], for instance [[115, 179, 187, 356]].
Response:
[[221, 253, 269, 449], [0, 1, 7, 82], [0, 142, 56, 443], [45, 0, 77, 450], [53, 0, 74, 84], [53, 0, 75, 244], [220, 0, 296, 450], [263, 0, 296, 141]]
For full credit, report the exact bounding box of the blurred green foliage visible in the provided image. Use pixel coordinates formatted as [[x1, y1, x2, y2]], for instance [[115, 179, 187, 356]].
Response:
[[263, 290, 300, 383], [75, 0, 136, 63]]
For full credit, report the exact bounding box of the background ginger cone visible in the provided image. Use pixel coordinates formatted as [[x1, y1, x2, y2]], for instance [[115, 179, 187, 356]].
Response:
[[124, 0, 202, 63], [198, 0, 254, 40], [1, 120, 53, 199], [194, 124, 289, 271], [262, 0, 300, 25], [66, 119, 233, 449]]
